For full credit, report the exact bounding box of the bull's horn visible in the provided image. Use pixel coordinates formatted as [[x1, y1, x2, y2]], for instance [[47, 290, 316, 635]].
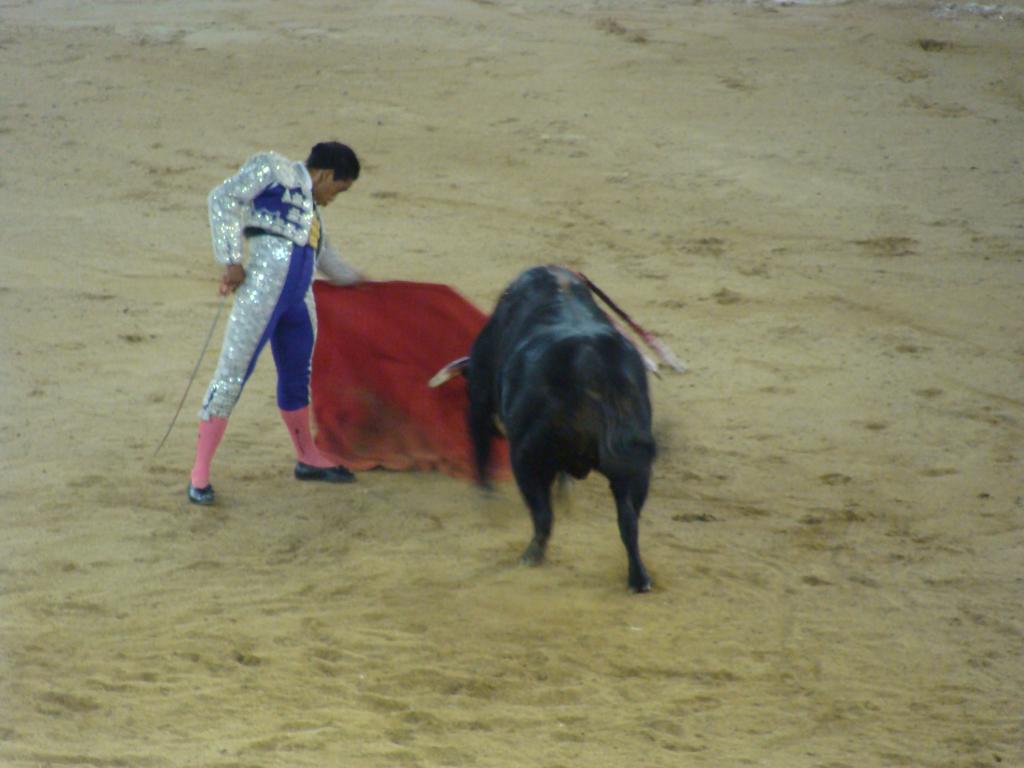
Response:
[[428, 356, 470, 388]]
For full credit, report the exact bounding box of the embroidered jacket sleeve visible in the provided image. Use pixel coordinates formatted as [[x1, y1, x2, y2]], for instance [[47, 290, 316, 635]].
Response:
[[315, 213, 361, 285], [208, 153, 275, 265]]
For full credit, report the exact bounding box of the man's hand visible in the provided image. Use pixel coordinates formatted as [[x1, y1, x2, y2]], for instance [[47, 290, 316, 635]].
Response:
[[219, 263, 246, 295]]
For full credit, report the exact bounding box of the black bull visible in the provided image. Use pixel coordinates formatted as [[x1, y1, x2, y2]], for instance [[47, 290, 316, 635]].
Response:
[[467, 266, 656, 592]]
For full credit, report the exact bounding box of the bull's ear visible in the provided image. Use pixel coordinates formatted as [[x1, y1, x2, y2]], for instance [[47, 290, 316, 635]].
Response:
[[428, 356, 470, 387]]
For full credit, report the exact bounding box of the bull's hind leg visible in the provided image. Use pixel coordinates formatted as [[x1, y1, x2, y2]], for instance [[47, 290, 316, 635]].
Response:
[[611, 473, 652, 593], [512, 454, 558, 567]]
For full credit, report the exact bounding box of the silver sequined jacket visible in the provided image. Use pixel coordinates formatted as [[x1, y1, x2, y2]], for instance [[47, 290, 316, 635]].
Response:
[[208, 151, 360, 284]]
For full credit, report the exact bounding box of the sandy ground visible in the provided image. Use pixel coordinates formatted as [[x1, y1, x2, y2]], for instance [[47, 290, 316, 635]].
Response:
[[2, 1, 1023, 766]]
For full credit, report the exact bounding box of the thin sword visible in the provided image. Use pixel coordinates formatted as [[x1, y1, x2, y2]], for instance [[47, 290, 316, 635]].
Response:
[[153, 294, 227, 457]]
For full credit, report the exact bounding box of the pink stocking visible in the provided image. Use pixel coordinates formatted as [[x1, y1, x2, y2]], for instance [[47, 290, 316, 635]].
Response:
[[280, 406, 332, 468], [190, 416, 228, 488]]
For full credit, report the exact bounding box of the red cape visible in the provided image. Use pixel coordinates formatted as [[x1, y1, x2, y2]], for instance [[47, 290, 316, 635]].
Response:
[[311, 280, 509, 479]]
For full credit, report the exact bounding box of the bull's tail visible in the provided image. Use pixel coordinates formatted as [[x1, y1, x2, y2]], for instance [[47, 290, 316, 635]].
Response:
[[569, 339, 656, 478]]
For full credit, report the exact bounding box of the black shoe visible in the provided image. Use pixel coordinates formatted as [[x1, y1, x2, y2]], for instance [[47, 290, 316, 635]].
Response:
[[294, 462, 356, 483], [188, 483, 215, 505]]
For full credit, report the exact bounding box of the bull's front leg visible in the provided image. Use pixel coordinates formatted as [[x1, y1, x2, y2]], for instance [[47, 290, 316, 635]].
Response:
[[611, 475, 652, 593]]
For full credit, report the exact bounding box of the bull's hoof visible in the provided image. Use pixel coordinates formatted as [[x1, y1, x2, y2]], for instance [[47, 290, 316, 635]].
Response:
[[631, 578, 653, 594], [520, 541, 546, 566], [629, 569, 653, 593]]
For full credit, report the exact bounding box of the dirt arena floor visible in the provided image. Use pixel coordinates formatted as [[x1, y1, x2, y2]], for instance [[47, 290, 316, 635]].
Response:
[[2, 1, 1022, 766]]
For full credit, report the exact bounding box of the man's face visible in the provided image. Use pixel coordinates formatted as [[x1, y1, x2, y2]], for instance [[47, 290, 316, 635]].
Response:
[[312, 171, 354, 206]]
